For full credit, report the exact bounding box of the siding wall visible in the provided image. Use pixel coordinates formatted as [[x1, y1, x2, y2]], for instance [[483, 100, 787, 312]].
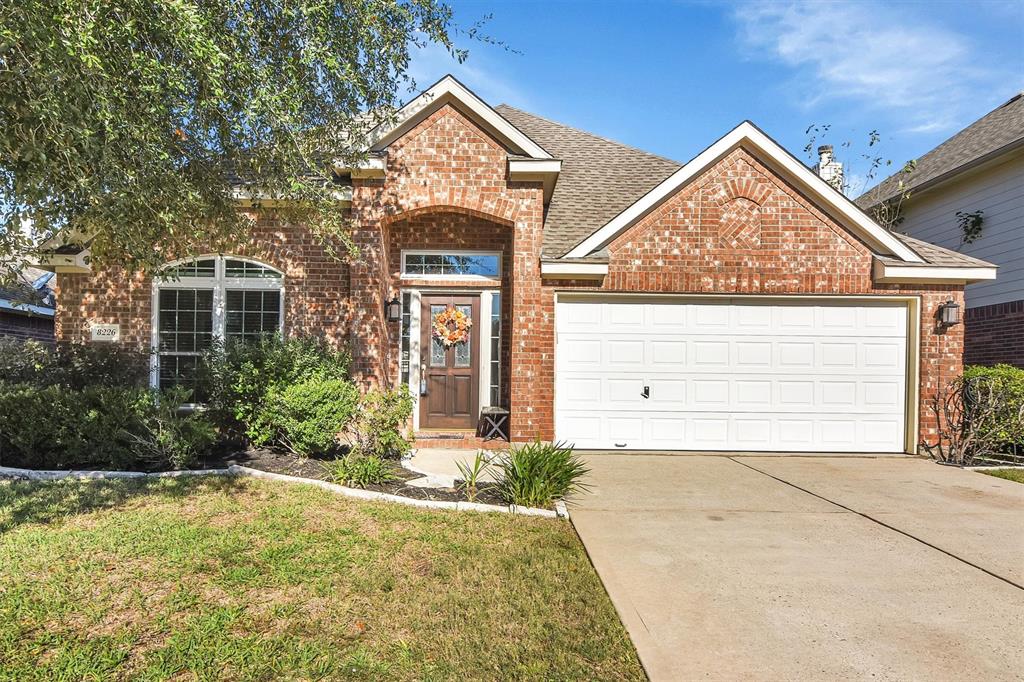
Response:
[[897, 151, 1024, 308]]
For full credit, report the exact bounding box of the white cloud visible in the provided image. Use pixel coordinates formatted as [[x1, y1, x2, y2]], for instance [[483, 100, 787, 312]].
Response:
[[404, 42, 532, 109], [732, 1, 1003, 133]]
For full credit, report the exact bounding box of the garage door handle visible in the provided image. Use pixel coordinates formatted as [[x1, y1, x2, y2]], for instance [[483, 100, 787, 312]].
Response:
[[614, 442, 627, 448], [641, 385, 650, 399]]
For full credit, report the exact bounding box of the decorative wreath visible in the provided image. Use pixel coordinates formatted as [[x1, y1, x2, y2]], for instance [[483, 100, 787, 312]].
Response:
[[432, 306, 473, 347]]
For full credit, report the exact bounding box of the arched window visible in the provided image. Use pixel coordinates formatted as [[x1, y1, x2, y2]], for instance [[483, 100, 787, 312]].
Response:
[[154, 256, 284, 391]]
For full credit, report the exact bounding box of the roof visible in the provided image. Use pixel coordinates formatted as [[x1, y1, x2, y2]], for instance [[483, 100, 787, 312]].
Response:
[[495, 105, 681, 258], [886, 233, 994, 268], [0, 267, 56, 317], [857, 93, 1024, 209]]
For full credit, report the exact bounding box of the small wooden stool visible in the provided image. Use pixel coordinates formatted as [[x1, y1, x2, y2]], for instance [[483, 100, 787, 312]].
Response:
[[479, 406, 510, 441]]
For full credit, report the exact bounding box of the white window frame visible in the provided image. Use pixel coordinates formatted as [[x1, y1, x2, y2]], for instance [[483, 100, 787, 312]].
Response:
[[400, 249, 502, 281], [150, 255, 285, 390]]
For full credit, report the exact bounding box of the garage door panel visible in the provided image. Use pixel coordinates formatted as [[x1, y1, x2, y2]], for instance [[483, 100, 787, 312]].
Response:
[[555, 299, 909, 452]]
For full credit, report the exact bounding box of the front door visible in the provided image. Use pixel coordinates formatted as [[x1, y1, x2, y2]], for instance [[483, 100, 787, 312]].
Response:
[[420, 294, 480, 430]]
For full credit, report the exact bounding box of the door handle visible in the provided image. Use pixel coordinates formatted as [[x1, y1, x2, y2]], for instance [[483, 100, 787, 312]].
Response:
[[641, 385, 650, 399], [420, 364, 428, 396]]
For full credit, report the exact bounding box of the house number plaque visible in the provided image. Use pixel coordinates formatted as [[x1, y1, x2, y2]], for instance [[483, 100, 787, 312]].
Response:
[[90, 323, 121, 342]]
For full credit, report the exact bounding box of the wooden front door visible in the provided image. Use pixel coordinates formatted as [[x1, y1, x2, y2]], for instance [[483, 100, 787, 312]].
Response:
[[420, 294, 480, 430]]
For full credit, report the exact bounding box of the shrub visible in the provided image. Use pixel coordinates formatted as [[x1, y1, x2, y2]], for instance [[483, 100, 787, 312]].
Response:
[[266, 377, 360, 457], [343, 386, 414, 459], [197, 335, 351, 443], [321, 455, 397, 488], [0, 384, 215, 471], [0, 339, 149, 389], [962, 364, 1024, 453], [493, 440, 590, 508], [127, 388, 218, 470]]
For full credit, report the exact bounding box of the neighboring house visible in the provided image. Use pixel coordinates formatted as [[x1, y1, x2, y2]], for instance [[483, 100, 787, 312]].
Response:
[[0, 267, 56, 344], [40, 76, 997, 454], [858, 93, 1023, 368]]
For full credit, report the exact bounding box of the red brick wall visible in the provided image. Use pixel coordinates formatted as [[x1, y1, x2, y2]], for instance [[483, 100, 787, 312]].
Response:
[[386, 211, 514, 408], [523, 149, 965, 449], [349, 104, 544, 400], [964, 300, 1024, 368], [55, 214, 351, 347]]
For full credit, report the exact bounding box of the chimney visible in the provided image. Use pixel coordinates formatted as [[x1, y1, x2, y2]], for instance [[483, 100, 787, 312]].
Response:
[[814, 144, 844, 193]]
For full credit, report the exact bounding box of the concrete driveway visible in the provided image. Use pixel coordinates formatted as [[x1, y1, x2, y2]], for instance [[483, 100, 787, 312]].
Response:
[[571, 455, 1024, 681]]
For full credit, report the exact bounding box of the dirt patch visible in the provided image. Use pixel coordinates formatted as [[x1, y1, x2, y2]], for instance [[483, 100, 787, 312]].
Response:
[[201, 448, 513, 506]]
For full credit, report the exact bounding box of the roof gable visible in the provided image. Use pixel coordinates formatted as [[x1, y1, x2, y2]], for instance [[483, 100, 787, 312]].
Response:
[[565, 121, 923, 263], [369, 76, 552, 160]]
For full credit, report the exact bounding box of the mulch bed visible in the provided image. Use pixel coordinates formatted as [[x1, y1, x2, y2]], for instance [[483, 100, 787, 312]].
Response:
[[200, 448, 508, 506]]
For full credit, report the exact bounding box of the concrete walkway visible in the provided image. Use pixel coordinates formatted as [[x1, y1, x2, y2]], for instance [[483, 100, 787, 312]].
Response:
[[571, 454, 1024, 681]]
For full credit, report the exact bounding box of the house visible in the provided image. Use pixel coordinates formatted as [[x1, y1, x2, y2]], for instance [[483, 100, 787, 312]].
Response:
[[858, 93, 1022, 368], [39, 75, 997, 454], [0, 267, 56, 344]]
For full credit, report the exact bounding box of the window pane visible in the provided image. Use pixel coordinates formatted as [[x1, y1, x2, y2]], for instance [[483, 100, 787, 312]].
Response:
[[224, 259, 281, 279], [454, 305, 472, 368], [403, 252, 500, 278], [430, 304, 446, 366], [225, 289, 281, 341], [399, 293, 412, 386], [161, 259, 215, 279], [490, 293, 501, 407], [158, 289, 214, 355]]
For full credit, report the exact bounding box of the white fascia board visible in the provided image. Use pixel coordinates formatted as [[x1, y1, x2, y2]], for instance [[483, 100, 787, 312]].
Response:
[[540, 262, 608, 279], [566, 121, 923, 263], [369, 75, 552, 160], [509, 159, 562, 175], [35, 249, 91, 273], [333, 156, 386, 178], [872, 259, 998, 284]]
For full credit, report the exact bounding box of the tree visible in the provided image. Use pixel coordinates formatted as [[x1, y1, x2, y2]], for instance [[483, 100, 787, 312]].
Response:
[[803, 124, 916, 231], [0, 0, 474, 279]]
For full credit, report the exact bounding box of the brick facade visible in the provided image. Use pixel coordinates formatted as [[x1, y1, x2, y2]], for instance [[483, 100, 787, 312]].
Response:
[[0, 311, 55, 344], [964, 300, 1024, 368], [55, 104, 967, 451]]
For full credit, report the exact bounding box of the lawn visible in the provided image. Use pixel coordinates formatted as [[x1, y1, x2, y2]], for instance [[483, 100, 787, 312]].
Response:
[[0, 477, 644, 681], [980, 468, 1024, 484]]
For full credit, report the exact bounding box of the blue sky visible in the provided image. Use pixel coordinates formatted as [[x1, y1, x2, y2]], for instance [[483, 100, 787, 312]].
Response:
[[408, 0, 1024, 196]]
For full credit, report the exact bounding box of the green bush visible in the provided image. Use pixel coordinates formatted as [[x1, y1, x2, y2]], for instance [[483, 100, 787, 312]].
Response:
[[197, 335, 351, 443], [0, 384, 215, 471], [267, 377, 360, 457], [0, 339, 149, 389], [493, 440, 590, 508], [128, 388, 219, 470], [321, 455, 397, 488], [963, 364, 1024, 452], [343, 386, 414, 459]]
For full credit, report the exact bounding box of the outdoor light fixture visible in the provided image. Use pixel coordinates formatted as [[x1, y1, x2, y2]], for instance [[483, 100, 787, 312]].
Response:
[[939, 299, 961, 326], [385, 295, 402, 322]]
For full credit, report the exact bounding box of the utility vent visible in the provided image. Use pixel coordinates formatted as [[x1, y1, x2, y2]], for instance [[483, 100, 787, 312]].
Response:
[[814, 145, 845, 193]]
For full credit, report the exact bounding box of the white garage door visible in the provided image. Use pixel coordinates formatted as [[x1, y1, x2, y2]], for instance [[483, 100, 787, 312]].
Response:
[[555, 298, 909, 452]]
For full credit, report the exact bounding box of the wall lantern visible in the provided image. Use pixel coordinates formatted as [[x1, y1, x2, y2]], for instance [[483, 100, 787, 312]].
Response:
[[385, 295, 402, 323], [939, 299, 961, 326]]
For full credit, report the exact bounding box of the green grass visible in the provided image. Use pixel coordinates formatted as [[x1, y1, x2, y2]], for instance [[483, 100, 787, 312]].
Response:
[[981, 468, 1024, 484], [0, 477, 643, 681]]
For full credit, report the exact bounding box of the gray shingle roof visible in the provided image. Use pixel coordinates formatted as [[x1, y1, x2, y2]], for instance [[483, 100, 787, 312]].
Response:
[[495, 105, 681, 258], [885, 233, 996, 268], [856, 93, 1024, 209]]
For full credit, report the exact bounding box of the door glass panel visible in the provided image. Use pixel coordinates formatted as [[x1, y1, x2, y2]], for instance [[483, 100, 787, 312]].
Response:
[[454, 304, 472, 368], [430, 304, 446, 366]]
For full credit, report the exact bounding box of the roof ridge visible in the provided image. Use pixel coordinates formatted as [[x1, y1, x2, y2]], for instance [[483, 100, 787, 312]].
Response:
[[495, 104, 683, 168]]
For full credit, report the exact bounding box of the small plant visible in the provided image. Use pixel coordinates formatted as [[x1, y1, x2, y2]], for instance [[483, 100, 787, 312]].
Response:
[[956, 209, 985, 245], [456, 451, 492, 502], [494, 440, 590, 508], [321, 455, 398, 488]]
